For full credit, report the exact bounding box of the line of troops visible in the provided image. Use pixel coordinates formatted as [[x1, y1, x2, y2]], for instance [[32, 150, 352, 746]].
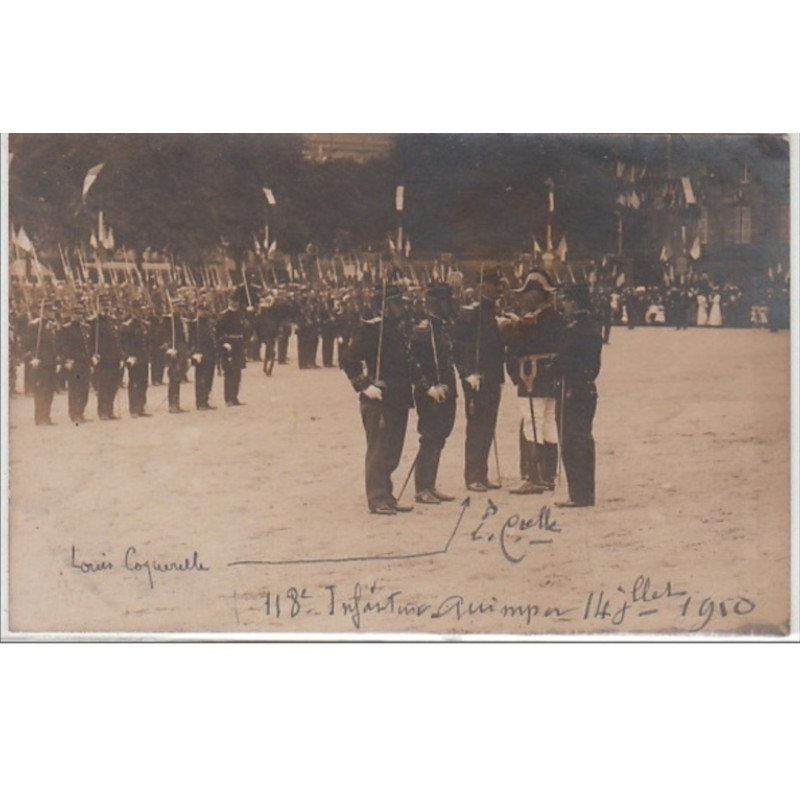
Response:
[[340, 268, 603, 514], [8, 283, 376, 425]]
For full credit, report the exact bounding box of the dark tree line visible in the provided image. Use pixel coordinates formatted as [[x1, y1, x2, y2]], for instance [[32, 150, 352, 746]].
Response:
[[9, 133, 789, 266]]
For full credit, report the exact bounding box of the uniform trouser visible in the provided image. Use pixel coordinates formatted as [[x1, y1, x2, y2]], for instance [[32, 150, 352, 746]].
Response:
[[602, 323, 611, 343], [195, 358, 215, 407], [32, 363, 57, 423], [223, 362, 242, 402], [151, 351, 166, 384], [277, 331, 290, 363], [414, 393, 456, 492], [337, 337, 350, 367], [321, 334, 336, 366], [262, 338, 276, 373], [127, 361, 149, 414], [166, 357, 184, 408], [557, 387, 597, 505], [360, 397, 409, 509], [24, 362, 34, 395], [95, 364, 120, 418], [463, 381, 502, 486], [65, 361, 91, 420]]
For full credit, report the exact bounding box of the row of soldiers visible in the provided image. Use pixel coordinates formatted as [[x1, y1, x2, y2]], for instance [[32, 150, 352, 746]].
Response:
[[340, 268, 603, 514], [10, 291, 251, 424]]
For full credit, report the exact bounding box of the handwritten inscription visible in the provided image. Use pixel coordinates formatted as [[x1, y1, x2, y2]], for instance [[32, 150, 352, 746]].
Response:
[[468, 499, 562, 563], [254, 575, 756, 632], [70, 545, 209, 589]]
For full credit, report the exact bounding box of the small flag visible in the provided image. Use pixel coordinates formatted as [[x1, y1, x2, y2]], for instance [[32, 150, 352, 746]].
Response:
[[628, 191, 641, 210], [90, 231, 99, 250], [388, 237, 396, 253], [404, 237, 411, 258], [267, 240, 277, 257], [15, 226, 34, 254], [681, 177, 696, 205], [263, 187, 277, 206], [689, 235, 701, 260], [104, 227, 115, 251], [533, 238, 542, 255], [616, 193, 627, 206], [82, 162, 105, 199], [253, 237, 262, 254], [556, 235, 567, 260], [395, 185, 405, 212]]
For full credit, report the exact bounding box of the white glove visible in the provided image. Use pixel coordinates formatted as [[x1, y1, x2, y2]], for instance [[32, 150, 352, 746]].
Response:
[[126, 356, 137, 366], [465, 373, 482, 391], [193, 352, 203, 363], [166, 348, 178, 357], [30, 358, 41, 369], [426, 384, 448, 403], [64, 359, 75, 371], [223, 343, 233, 352], [92, 354, 101, 366], [361, 384, 383, 401], [246, 306, 255, 313]]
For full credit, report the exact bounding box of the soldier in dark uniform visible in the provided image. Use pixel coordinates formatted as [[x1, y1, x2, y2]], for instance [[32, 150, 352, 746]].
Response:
[[554, 284, 603, 508], [452, 267, 506, 492], [120, 302, 151, 417], [253, 295, 280, 376], [23, 301, 60, 425], [90, 297, 123, 421], [341, 283, 415, 515], [504, 270, 565, 494], [149, 307, 167, 385], [162, 302, 189, 413], [410, 283, 458, 504], [188, 301, 217, 410], [216, 293, 247, 406], [594, 289, 613, 344], [320, 297, 338, 367], [58, 303, 93, 423]]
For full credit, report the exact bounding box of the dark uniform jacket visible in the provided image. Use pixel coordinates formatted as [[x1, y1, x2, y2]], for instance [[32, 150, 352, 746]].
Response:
[[452, 297, 505, 385], [120, 318, 150, 362], [410, 315, 458, 399], [58, 320, 92, 364], [187, 317, 217, 358], [24, 319, 59, 365], [340, 316, 416, 408], [90, 314, 122, 365], [504, 306, 565, 397], [554, 311, 602, 396], [216, 308, 247, 367]]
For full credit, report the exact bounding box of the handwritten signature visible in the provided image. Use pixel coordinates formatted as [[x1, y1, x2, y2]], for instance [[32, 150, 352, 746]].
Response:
[[70, 545, 209, 589]]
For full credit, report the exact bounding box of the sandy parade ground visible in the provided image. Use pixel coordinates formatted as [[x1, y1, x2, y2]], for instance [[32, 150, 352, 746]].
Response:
[[6, 325, 792, 637]]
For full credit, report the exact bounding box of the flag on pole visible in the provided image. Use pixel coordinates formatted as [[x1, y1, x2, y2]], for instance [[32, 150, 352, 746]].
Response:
[[267, 240, 277, 257], [404, 237, 411, 258], [82, 163, 105, 200], [387, 237, 396, 253], [395, 185, 404, 212], [533, 237, 542, 255], [689, 235, 701, 260], [90, 231, 99, 250], [103, 227, 115, 251], [263, 187, 277, 206], [556, 235, 567, 260]]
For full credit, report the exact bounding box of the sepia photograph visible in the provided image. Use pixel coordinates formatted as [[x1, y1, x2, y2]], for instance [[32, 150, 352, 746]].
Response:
[[2, 132, 794, 638]]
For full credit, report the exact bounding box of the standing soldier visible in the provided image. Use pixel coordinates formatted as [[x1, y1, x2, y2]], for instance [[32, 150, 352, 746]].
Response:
[[162, 300, 189, 413], [554, 283, 603, 507], [452, 267, 506, 492], [216, 292, 247, 406], [320, 296, 338, 367], [254, 294, 279, 376], [91, 296, 123, 421], [340, 283, 415, 515], [23, 300, 60, 425], [410, 283, 458, 504], [58, 303, 92, 423], [149, 304, 167, 386], [504, 271, 565, 495], [188, 300, 217, 410], [120, 301, 151, 417]]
